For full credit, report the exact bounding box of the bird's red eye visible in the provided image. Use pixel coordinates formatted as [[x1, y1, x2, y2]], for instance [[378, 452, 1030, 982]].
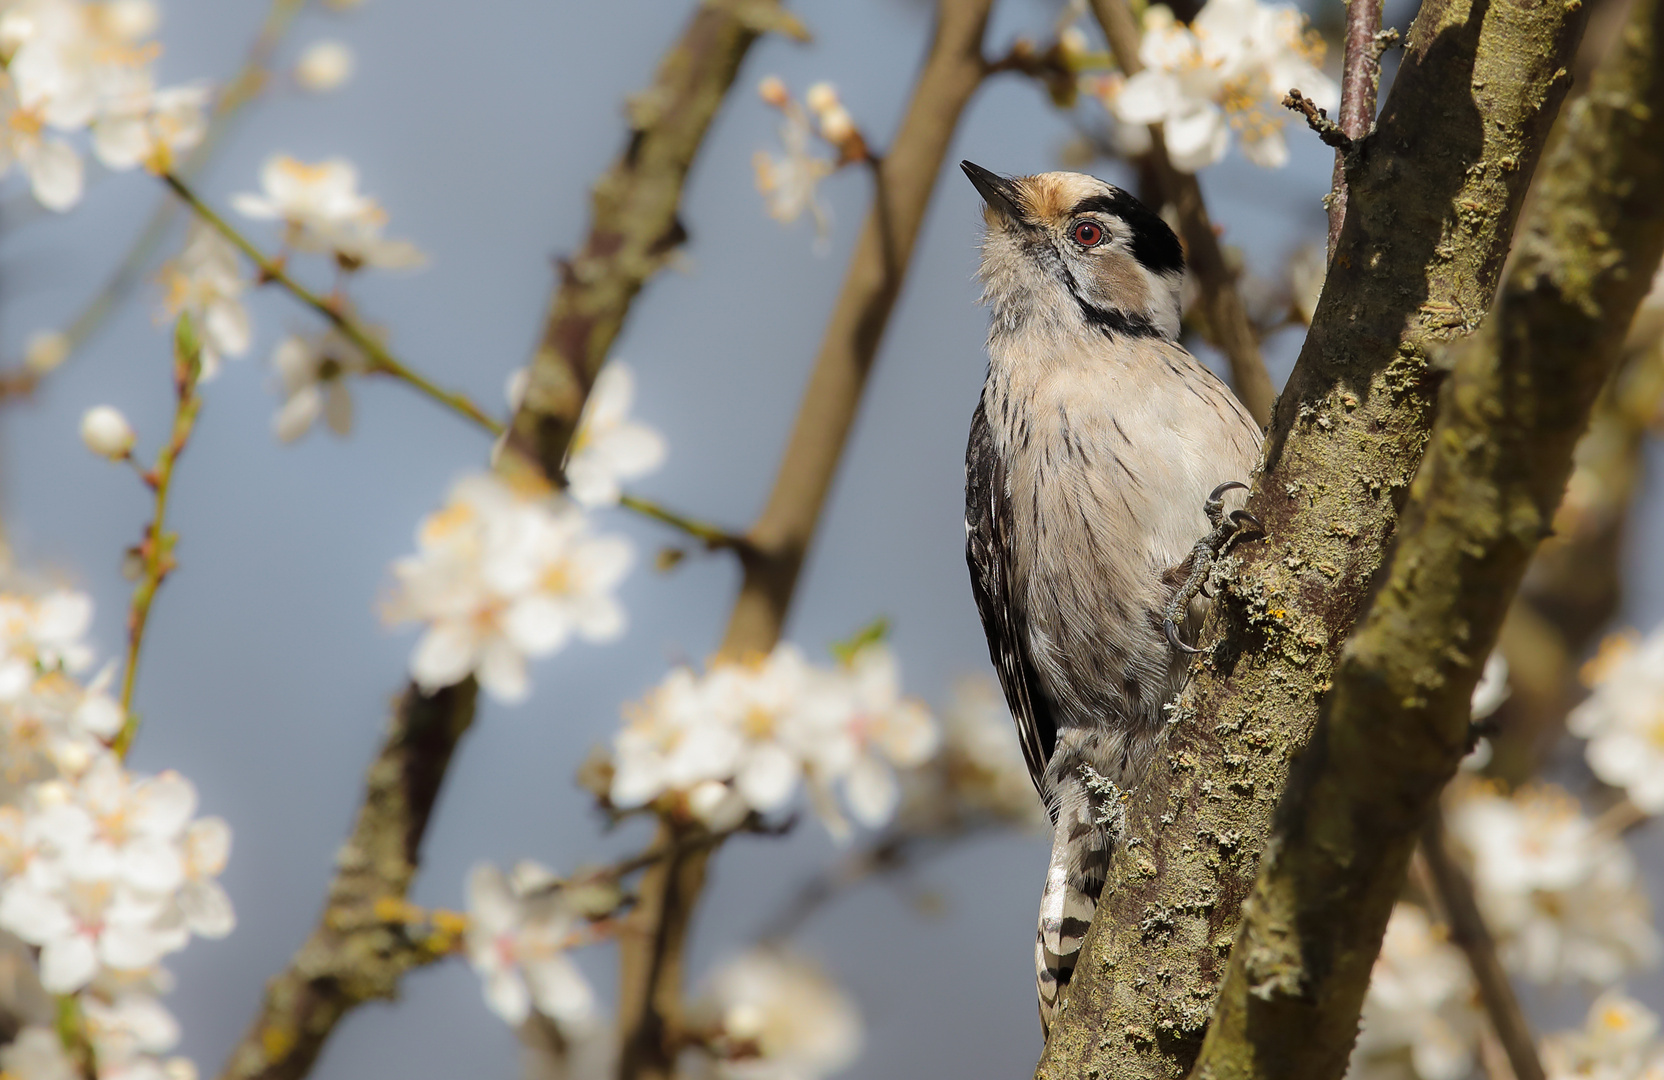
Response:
[[1071, 220, 1104, 247]]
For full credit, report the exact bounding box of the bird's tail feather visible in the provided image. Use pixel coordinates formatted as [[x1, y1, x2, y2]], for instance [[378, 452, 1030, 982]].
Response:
[[1035, 813, 1105, 1034]]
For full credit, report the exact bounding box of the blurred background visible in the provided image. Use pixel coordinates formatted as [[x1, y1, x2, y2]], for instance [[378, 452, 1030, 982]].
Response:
[[1, 0, 1659, 1076]]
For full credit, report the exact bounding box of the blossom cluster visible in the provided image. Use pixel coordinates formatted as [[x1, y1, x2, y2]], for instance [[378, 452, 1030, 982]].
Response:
[[384, 472, 633, 705], [1568, 625, 1664, 814], [752, 77, 865, 245], [1089, 0, 1338, 171], [685, 948, 862, 1080], [1541, 990, 1664, 1080], [0, 585, 231, 1080], [609, 641, 939, 839], [1348, 904, 1482, 1080], [1449, 782, 1658, 987], [0, 0, 208, 209]]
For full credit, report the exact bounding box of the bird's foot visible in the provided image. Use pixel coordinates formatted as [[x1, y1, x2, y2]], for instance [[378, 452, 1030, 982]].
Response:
[[1163, 481, 1264, 655]]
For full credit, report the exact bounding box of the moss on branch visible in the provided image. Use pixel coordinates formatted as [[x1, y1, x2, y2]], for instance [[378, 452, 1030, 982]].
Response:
[[1187, 0, 1664, 1072], [1035, 0, 1594, 1073]]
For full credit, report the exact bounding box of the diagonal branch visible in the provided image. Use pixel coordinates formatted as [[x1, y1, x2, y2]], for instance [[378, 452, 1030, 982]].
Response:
[[1188, 0, 1664, 1070], [214, 4, 790, 1077], [615, 3, 998, 1076], [1416, 812, 1546, 1080], [1088, 0, 1275, 426], [1036, 0, 1592, 1072], [505, 2, 807, 481]]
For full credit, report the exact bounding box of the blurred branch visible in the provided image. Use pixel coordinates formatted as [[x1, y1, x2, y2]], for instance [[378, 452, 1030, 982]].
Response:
[[1037, 0, 1592, 1070], [112, 317, 204, 760], [617, 2, 998, 1077], [506, 0, 808, 481], [215, 3, 796, 1077], [160, 173, 504, 436], [1087, 0, 1275, 426], [1328, 0, 1388, 257], [218, 679, 478, 1080], [1487, 323, 1664, 784], [1415, 814, 1545, 1080], [1187, 0, 1663, 1071]]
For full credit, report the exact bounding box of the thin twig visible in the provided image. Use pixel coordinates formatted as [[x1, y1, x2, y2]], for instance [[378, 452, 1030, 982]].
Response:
[[1285, 89, 1355, 153], [1417, 814, 1547, 1080], [619, 494, 751, 553], [112, 316, 204, 760], [159, 172, 504, 437], [33, 0, 309, 382], [1329, 0, 1386, 256], [1086, 0, 1276, 426]]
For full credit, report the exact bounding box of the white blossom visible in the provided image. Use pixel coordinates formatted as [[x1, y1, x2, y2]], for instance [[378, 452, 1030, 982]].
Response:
[[1, 1026, 78, 1080], [826, 644, 938, 830], [752, 78, 833, 245], [0, 588, 94, 697], [687, 948, 862, 1080], [385, 473, 633, 704], [158, 221, 251, 380], [1447, 782, 1660, 986], [1541, 990, 1664, 1080], [295, 39, 354, 93], [81, 405, 135, 459], [1106, 0, 1337, 171], [24, 329, 70, 374], [231, 154, 424, 270], [563, 364, 667, 509], [0, 70, 82, 210], [0, 0, 210, 206], [609, 641, 939, 838], [464, 861, 595, 1027], [268, 331, 370, 442], [1345, 904, 1481, 1080], [83, 988, 195, 1080], [897, 675, 1044, 830], [1568, 625, 1664, 814], [0, 745, 232, 994]]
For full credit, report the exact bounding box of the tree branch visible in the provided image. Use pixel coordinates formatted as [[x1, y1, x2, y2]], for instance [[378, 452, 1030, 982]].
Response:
[[505, 0, 807, 481], [1088, 0, 1276, 426], [218, 681, 477, 1080], [1416, 813, 1546, 1080], [1487, 321, 1664, 784], [1036, 0, 1592, 1072], [1187, 0, 1664, 1070], [1328, 0, 1386, 256], [214, 3, 783, 1076], [615, 3, 997, 1076]]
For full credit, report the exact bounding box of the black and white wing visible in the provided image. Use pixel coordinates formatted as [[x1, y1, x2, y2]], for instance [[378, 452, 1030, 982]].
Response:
[[965, 397, 1056, 809]]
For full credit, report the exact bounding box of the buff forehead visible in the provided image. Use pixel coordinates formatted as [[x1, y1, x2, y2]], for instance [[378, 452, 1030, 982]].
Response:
[[1011, 172, 1115, 224]]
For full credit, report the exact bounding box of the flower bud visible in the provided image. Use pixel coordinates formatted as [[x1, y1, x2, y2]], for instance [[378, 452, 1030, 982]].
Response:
[[24, 330, 69, 374], [1059, 25, 1090, 60], [757, 75, 789, 107], [296, 39, 354, 93], [804, 81, 839, 116], [818, 105, 855, 145], [80, 405, 135, 459]]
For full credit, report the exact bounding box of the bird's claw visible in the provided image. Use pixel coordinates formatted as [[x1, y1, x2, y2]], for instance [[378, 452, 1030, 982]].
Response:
[[1165, 617, 1205, 655], [1203, 481, 1249, 528], [1164, 480, 1261, 656]]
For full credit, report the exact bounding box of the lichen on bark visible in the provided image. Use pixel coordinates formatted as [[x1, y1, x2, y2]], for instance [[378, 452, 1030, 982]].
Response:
[[1035, 0, 1592, 1072]]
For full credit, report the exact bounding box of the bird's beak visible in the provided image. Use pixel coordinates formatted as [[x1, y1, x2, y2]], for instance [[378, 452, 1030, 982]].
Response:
[[961, 161, 1026, 224]]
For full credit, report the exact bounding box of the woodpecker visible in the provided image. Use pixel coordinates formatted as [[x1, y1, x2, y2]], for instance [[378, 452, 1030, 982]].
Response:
[[959, 162, 1263, 1032]]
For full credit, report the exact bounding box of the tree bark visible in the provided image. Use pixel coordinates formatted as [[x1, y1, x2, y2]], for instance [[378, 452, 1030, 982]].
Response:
[[1188, 0, 1664, 1070], [1035, 0, 1592, 1072]]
